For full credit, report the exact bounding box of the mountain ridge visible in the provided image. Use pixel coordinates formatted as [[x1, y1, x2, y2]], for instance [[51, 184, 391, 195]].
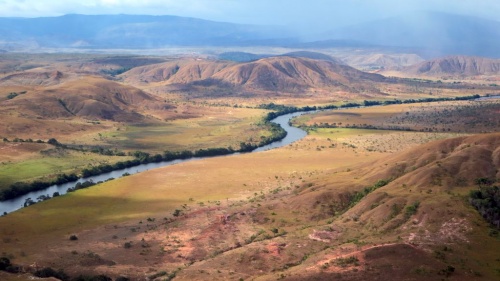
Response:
[[398, 55, 500, 76], [121, 56, 386, 94]]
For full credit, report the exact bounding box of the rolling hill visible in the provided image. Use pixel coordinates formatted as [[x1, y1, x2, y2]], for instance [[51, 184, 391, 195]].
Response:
[[398, 56, 500, 76], [1, 76, 168, 122], [122, 56, 386, 95]]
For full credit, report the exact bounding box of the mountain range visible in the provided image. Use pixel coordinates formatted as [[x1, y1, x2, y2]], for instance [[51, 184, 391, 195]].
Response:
[[0, 12, 499, 58], [398, 55, 500, 76], [325, 12, 500, 58], [0, 14, 295, 48]]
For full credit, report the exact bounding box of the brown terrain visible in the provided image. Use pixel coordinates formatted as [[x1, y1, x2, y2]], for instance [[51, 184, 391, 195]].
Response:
[[1, 132, 498, 280], [0, 52, 499, 281], [382, 55, 500, 80], [120, 56, 387, 97]]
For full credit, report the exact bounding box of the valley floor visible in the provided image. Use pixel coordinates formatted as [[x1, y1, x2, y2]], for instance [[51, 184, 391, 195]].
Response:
[[1, 126, 499, 280]]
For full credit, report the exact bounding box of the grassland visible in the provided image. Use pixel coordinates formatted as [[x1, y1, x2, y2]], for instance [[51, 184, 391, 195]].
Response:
[[1, 53, 499, 280], [0, 142, 133, 190], [1, 126, 499, 280], [293, 99, 500, 133], [96, 106, 270, 153], [0, 103, 272, 192]]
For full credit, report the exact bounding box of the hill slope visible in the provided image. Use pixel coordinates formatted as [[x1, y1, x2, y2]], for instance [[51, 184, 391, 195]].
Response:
[[1, 76, 166, 122], [400, 56, 500, 76], [122, 56, 386, 95]]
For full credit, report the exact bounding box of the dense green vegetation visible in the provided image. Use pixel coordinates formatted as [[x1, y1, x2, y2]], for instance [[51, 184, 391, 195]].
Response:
[[469, 178, 499, 229], [5, 91, 26, 100]]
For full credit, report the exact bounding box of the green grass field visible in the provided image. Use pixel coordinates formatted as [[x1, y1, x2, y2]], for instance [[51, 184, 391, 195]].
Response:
[[99, 108, 271, 152], [0, 148, 132, 190]]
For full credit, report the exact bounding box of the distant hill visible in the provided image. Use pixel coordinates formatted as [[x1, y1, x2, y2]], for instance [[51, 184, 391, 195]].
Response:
[[217, 52, 268, 62], [121, 56, 385, 94], [341, 53, 424, 71], [279, 51, 343, 64], [1, 13, 499, 58], [218, 51, 342, 64], [325, 12, 500, 58], [0, 70, 68, 86], [0, 14, 293, 49], [399, 56, 500, 76]]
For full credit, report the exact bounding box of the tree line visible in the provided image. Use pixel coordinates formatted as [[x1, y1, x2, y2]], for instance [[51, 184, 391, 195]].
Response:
[[0, 113, 289, 201]]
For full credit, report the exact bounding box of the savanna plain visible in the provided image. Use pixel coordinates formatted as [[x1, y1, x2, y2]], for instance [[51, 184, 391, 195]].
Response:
[[0, 50, 499, 281]]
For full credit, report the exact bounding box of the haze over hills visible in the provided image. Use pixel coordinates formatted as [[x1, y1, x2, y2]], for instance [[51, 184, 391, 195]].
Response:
[[0, 14, 295, 49], [324, 11, 500, 58], [339, 53, 425, 71], [398, 55, 500, 76], [0, 12, 499, 58]]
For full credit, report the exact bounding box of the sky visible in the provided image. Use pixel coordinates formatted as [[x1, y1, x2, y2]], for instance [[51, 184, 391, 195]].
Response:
[[0, 0, 498, 31]]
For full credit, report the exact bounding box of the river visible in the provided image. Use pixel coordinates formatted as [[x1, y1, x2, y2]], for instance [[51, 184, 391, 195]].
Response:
[[0, 111, 308, 214]]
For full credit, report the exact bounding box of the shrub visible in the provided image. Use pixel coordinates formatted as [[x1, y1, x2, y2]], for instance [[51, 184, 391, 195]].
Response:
[[0, 257, 11, 270], [34, 267, 69, 281], [69, 234, 78, 241]]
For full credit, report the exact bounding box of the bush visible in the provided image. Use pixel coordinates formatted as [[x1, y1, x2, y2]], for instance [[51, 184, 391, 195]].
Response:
[[34, 267, 69, 281], [0, 256, 11, 270], [71, 275, 112, 281], [69, 234, 78, 241], [469, 185, 500, 228]]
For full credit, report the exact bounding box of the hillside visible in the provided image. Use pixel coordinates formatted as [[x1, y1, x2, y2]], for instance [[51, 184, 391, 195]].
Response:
[[399, 56, 500, 76], [0, 70, 72, 86], [0, 76, 167, 122], [122, 56, 386, 95]]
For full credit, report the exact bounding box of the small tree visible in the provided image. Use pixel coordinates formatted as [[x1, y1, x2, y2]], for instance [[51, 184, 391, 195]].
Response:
[[0, 257, 11, 270], [47, 138, 59, 146]]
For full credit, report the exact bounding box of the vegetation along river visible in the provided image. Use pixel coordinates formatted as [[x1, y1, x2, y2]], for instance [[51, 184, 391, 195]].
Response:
[[0, 112, 308, 214]]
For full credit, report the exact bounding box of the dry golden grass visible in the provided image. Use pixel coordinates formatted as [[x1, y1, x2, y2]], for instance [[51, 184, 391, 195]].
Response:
[[1, 129, 499, 280], [1, 54, 500, 280], [294, 99, 500, 133]]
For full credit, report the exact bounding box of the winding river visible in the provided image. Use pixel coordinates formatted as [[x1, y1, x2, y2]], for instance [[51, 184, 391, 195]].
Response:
[[0, 111, 308, 214], [2, 94, 497, 214]]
